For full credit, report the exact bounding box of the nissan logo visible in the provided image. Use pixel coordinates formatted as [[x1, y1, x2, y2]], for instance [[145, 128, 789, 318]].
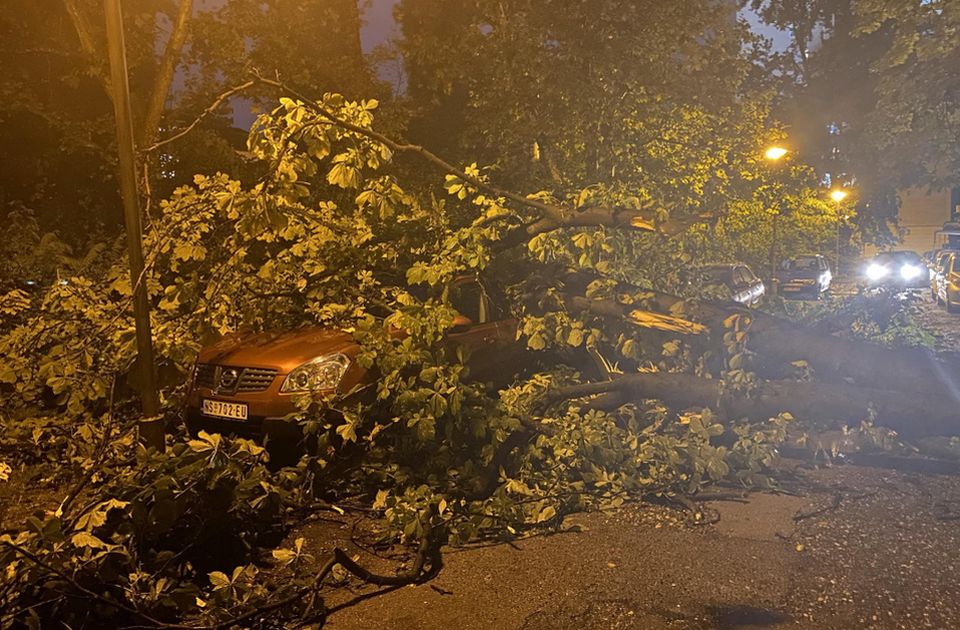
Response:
[[218, 368, 240, 389]]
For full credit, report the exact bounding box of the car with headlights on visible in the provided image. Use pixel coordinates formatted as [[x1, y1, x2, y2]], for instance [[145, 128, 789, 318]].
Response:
[[184, 277, 520, 444], [861, 251, 928, 290], [776, 255, 832, 300]]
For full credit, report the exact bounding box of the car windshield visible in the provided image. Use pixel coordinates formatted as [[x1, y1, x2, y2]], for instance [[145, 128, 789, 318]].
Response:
[[783, 257, 818, 271], [703, 266, 731, 282], [873, 252, 922, 266]]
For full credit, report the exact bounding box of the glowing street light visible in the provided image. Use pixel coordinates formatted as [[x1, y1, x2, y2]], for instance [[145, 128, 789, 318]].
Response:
[[765, 146, 788, 161], [830, 189, 849, 203]]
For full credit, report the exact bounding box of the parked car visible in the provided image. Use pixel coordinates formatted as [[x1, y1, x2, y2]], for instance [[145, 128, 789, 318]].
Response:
[[930, 250, 954, 301], [702, 263, 765, 306], [776, 255, 832, 300], [935, 251, 960, 313], [861, 251, 928, 290], [185, 276, 521, 443]]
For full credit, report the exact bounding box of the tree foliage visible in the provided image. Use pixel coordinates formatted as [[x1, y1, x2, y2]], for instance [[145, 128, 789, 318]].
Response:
[[854, 0, 960, 191], [0, 83, 800, 625], [0, 0, 379, 247], [0, 4, 848, 626], [750, 0, 959, 241]]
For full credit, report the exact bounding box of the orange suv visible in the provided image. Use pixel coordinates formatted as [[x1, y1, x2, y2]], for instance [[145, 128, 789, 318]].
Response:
[[184, 277, 520, 441]]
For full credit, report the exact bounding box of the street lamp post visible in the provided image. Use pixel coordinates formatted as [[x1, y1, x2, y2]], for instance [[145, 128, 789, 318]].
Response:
[[104, 0, 164, 450], [830, 189, 849, 277], [764, 146, 788, 285]]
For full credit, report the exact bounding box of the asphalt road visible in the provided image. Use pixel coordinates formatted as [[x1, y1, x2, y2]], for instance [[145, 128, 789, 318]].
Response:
[[317, 464, 960, 629]]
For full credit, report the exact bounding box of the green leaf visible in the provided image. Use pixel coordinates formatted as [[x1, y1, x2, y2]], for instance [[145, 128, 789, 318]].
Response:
[[527, 333, 546, 351], [336, 418, 358, 443], [537, 505, 557, 523], [71, 532, 108, 549], [208, 571, 231, 590], [271, 548, 297, 564]]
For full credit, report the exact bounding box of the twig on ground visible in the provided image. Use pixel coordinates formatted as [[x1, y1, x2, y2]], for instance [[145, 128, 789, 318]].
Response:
[[793, 492, 843, 522], [333, 529, 438, 587], [690, 491, 749, 503]]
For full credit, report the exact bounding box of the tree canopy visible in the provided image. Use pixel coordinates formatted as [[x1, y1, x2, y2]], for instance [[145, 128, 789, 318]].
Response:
[[750, 0, 960, 238], [0, 2, 913, 627], [0, 0, 380, 254]]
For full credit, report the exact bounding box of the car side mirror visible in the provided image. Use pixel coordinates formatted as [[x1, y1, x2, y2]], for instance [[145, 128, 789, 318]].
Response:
[[450, 314, 473, 332]]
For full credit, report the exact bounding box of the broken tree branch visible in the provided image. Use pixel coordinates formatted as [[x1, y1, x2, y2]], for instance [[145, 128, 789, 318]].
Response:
[[142, 80, 257, 154], [793, 493, 842, 522], [494, 208, 713, 251], [250, 72, 710, 238], [564, 295, 708, 336], [333, 530, 439, 586], [3, 541, 169, 628], [642, 289, 960, 398], [252, 72, 567, 223]]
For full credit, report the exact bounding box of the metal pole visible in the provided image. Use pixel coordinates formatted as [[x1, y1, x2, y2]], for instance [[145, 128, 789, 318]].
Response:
[[769, 211, 779, 285], [104, 0, 164, 450], [835, 211, 841, 278]]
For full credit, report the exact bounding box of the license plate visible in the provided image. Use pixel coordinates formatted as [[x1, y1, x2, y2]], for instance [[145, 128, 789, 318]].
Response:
[[201, 399, 248, 421]]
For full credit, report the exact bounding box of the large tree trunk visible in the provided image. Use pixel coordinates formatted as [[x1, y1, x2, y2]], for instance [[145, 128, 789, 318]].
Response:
[[556, 372, 959, 439], [642, 292, 959, 398]]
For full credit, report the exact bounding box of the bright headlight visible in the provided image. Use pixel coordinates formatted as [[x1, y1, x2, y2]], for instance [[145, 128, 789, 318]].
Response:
[[281, 354, 350, 393], [866, 264, 889, 281], [900, 264, 922, 280]]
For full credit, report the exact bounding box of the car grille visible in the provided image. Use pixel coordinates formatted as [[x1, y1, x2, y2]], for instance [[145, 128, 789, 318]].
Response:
[[236, 367, 279, 392], [194, 364, 279, 393]]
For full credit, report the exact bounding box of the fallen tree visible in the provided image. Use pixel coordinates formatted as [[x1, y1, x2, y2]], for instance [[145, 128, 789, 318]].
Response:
[[551, 372, 959, 440], [0, 80, 953, 628], [559, 280, 959, 412], [649, 294, 958, 398]]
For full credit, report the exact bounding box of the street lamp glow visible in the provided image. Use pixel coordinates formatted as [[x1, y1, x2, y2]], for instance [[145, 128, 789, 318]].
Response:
[[765, 146, 788, 161], [830, 189, 849, 203]]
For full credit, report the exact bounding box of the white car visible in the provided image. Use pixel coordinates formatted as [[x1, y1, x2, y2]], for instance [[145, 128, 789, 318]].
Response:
[[703, 263, 765, 306]]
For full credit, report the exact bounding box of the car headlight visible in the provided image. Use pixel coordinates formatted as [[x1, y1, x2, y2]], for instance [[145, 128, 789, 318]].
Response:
[[866, 264, 889, 281], [280, 354, 350, 393], [900, 264, 922, 280]]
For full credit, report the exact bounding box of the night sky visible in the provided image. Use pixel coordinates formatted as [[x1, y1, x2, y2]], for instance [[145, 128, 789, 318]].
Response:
[[362, 0, 400, 53]]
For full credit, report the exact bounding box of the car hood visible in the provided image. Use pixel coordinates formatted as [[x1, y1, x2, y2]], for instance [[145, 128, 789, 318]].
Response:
[[198, 327, 356, 373]]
